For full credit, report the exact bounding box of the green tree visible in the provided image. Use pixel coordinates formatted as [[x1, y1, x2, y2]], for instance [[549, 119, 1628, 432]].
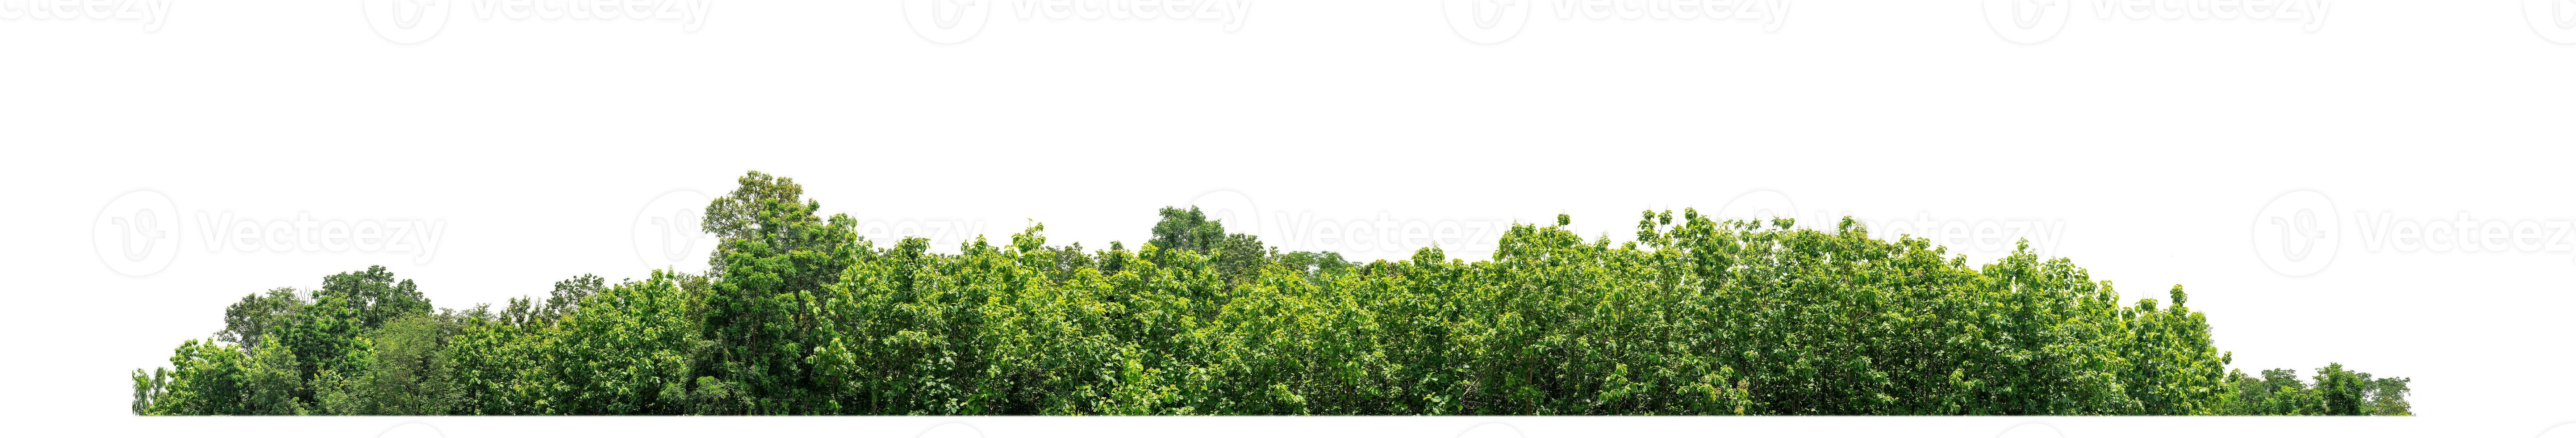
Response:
[[128, 172, 2418, 417], [317, 266, 432, 330], [217, 287, 304, 350], [138, 339, 247, 415], [2313, 362, 2370, 416], [539, 271, 701, 414], [240, 334, 306, 415], [2369, 375, 2413, 416], [698, 171, 862, 413], [318, 316, 457, 415], [1148, 206, 1282, 287], [276, 294, 366, 392]]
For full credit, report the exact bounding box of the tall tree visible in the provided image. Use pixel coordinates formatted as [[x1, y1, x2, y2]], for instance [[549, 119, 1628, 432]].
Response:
[[316, 266, 431, 330], [217, 287, 305, 350], [697, 171, 862, 413], [701, 171, 811, 273], [1148, 206, 1278, 286]]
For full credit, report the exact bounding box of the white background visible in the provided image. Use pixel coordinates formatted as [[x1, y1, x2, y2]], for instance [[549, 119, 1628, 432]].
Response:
[[4, 0, 2573, 437]]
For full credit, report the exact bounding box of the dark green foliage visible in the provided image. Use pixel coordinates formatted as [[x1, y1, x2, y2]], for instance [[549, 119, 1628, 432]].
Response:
[[697, 172, 862, 414], [129, 172, 2411, 416], [217, 288, 302, 350], [316, 315, 457, 415], [1149, 206, 1276, 287], [318, 266, 432, 330]]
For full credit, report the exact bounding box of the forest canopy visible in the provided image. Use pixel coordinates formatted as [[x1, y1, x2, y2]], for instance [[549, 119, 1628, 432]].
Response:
[[129, 171, 2411, 416]]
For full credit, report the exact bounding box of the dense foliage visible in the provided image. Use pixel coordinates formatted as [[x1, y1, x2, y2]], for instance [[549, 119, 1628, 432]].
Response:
[[130, 172, 2411, 416]]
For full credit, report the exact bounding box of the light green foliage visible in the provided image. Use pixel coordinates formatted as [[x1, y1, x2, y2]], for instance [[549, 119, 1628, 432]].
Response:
[[135, 339, 246, 415], [2369, 375, 2413, 415], [129, 172, 2411, 416], [240, 334, 304, 415], [541, 271, 701, 414]]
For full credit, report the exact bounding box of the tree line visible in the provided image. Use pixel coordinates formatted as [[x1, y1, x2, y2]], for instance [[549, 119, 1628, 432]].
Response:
[[130, 171, 2411, 415]]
